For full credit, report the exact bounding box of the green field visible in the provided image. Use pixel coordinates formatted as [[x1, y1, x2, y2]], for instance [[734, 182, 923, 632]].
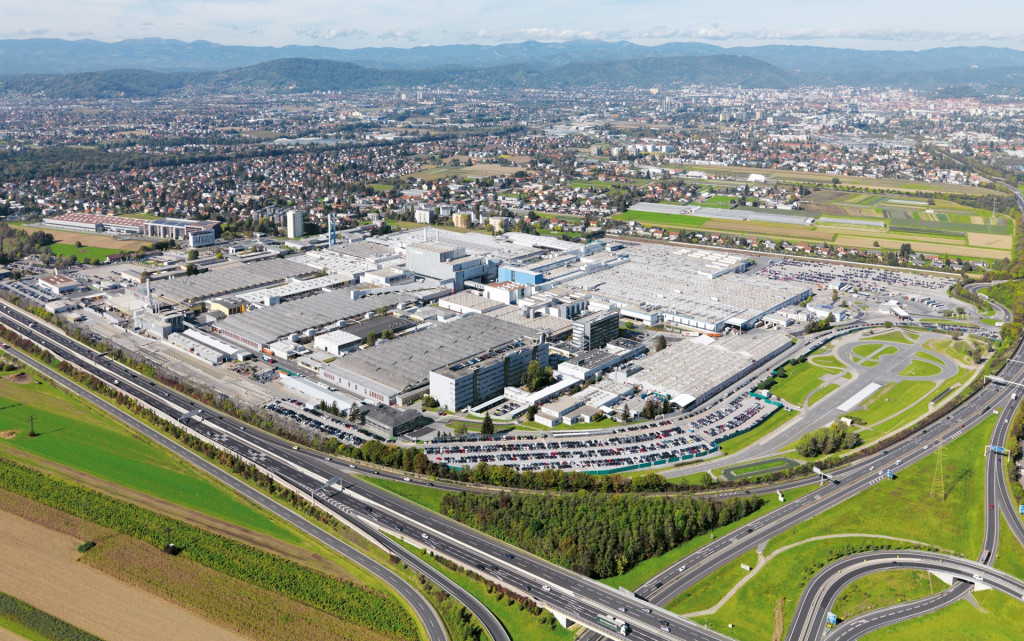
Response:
[[360, 476, 446, 512], [770, 362, 836, 406], [0, 369, 303, 544], [832, 570, 942, 621], [861, 591, 1024, 641], [667, 551, 758, 613], [696, 537, 925, 641], [995, 514, 1024, 581], [852, 343, 899, 361], [718, 409, 792, 455], [848, 380, 938, 426], [899, 359, 943, 377], [867, 330, 917, 344], [768, 413, 996, 557], [806, 383, 839, 406], [49, 242, 123, 261], [612, 210, 710, 229]]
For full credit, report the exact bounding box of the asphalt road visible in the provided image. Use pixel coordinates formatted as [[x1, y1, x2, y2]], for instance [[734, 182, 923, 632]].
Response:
[[786, 551, 1024, 641]]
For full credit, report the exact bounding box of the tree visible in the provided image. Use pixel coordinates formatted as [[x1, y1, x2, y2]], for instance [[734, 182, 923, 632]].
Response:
[[481, 413, 494, 435], [365, 332, 378, 347], [526, 404, 539, 421], [641, 399, 660, 420], [619, 403, 631, 422], [187, 249, 199, 261], [453, 422, 468, 437], [349, 406, 363, 425], [421, 395, 439, 410], [654, 335, 667, 352], [662, 397, 672, 415], [185, 263, 200, 276]]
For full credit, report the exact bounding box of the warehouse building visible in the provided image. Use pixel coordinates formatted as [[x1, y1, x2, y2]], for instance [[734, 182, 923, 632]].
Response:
[[142, 218, 220, 247], [38, 274, 78, 295], [318, 314, 540, 406], [42, 213, 147, 235], [563, 244, 810, 332], [151, 259, 318, 305], [627, 331, 792, 407], [214, 286, 435, 351]]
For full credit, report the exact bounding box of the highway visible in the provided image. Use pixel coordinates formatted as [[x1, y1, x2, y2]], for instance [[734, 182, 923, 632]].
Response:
[[6, 294, 1024, 641], [0, 300, 734, 641], [785, 551, 1024, 641]]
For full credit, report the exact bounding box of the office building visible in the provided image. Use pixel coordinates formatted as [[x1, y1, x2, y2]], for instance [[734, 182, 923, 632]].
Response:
[[286, 209, 304, 238], [572, 309, 619, 351], [429, 340, 550, 411]]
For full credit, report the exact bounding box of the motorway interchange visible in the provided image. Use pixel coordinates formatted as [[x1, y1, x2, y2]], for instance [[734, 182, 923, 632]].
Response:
[[4, 297, 1024, 641]]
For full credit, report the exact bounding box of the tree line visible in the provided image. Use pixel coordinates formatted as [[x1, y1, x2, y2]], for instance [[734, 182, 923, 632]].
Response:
[[439, 490, 763, 579]]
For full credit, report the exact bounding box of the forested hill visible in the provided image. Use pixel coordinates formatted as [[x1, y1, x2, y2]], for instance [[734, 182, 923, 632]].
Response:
[[0, 55, 792, 98]]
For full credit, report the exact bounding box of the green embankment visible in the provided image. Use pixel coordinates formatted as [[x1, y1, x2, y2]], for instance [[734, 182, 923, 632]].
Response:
[[831, 570, 941, 621], [767, 413, 996, 557], [694, 537, 926, 641], [995, 514, 1024, 581], [397, 539, 574, 641], [0, 368, 302, 544], [860, 591, 1024, 641], [599, 485, 816, 591]]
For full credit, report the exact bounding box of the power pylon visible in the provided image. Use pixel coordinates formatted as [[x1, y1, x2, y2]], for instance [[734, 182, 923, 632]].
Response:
[[929, 443, 945, 501]]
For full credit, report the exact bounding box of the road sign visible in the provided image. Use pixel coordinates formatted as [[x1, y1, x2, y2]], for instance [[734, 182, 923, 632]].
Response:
[[991, 446, 1008, 454], [812, 466, 822, 475], [887, 470, 894, 479], [1020, 505, 1024, 515], [827, 612, 838, 625]]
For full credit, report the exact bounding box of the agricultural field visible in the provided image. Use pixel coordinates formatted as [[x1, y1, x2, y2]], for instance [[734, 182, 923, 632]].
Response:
[[0, 368, 303, 544], [612, 210, 709, 229], [33, 227, 150, 251], [679, 164, 1004, 196], [0, 507, 248, 641], [621, 184, 1012, 260]]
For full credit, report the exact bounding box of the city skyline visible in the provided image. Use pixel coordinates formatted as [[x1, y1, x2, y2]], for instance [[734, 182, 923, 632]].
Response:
[[4, 0, 1023, 51]]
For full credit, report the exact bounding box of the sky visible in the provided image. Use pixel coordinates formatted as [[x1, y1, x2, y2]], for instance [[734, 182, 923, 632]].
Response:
[[4, 0, 1023, 50]]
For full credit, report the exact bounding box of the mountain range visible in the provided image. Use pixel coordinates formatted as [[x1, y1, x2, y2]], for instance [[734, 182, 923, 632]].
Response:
[[1, 38, 1024, 96]]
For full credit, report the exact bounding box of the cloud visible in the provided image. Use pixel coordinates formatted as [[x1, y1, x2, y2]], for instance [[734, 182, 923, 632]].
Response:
[[16, 27, 50, 37], [635, 26, 1023, 43], [65, 30, 94, 37], [378, 29, 420, 41], [294, 27, 369, 41], [465, 27, 629, 42]]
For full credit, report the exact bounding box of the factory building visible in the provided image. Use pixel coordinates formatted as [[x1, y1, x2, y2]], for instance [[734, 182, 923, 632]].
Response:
[[42, 213, 147, 235], [142, 218, 220, 247], [571, 309, 620, 351], [317, 314, 539, 406], [37, 274, 78, 295], [627, 331, 792, 407], [214, 287, 433, 351], [405, 243, 496, 291]]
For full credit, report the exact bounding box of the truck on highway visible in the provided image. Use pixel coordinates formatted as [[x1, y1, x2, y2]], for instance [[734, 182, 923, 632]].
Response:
[[595, 614, 630, 635]]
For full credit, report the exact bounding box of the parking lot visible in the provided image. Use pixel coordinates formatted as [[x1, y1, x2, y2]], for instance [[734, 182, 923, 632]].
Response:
[[424, 396, 774, 472]]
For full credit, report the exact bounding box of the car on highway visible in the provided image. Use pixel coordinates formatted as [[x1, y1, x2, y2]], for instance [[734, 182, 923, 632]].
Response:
[[618, 607, 627, 613], [991, 504, 995, 509], [505, 553, 514, 560], [403, 477, 411, 481], [421, 533, 429, 540], [661, 625, 671, 632], [678, 565, 687, 572], [641, 607, 651, 613], [542, 585, 551, 592]]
